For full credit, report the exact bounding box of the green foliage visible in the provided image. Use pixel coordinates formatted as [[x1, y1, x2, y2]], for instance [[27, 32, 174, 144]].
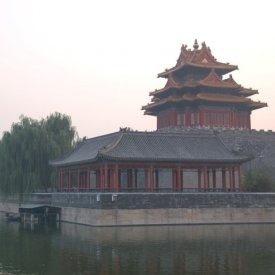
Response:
[[0, 113, 78, 195], [243, 169, 275, 192]]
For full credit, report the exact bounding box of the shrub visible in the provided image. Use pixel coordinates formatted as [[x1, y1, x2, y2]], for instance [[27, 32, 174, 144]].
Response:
[[243, 169, 275, 192]]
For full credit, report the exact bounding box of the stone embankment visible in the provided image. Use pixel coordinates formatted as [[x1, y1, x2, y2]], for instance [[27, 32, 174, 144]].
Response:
[[2, 192, 275, 226]]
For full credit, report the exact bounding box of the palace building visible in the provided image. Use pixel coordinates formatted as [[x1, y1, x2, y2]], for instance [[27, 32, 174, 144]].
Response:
[[51, 40, 267, 193], [142, 40, 267, 129]]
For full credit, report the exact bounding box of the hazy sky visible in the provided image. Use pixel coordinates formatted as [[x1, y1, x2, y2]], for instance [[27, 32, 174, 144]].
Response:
[[0, 0, 275, 138]]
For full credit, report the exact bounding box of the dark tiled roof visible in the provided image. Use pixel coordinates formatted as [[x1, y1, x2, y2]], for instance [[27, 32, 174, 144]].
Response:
[[50, 132, 121, 167], [50, 130, 249, 167]]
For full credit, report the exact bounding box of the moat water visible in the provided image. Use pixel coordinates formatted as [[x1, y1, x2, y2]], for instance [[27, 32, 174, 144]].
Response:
[[1, 213, 275, 275]]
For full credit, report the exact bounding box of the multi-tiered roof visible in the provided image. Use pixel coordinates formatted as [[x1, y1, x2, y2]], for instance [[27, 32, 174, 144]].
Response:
[[142, 40, 267, 129]]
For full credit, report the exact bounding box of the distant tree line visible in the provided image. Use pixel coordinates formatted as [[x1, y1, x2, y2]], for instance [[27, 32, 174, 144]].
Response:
[[0, 113, 78, 195]]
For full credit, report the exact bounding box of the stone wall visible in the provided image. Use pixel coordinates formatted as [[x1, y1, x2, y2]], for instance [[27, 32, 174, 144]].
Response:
[[51, 192, 275, 209], [60, 207, 275, 226], [217, 128, 275, 173], [53, 192, 275, 226]]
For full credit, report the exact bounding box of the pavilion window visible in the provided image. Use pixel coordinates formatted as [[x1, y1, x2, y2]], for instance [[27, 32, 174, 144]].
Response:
[[183, 169, 198, 191], [205, 112, 210, 126], [157, 169, 173, 191], [90, 170, 97, 190], [169, 113, 174, 126], [70, 169, 78, 191], [79, 171, 86, 191], [119, 169, 128, 190], [191, 112, 198, 126], [224, 113, 230, 127], [62, 170, 68, 191], [210, 112, 217, 126], [217, 113, 223, 126], [183, 113, 186, 125], [136, 169, 146, 191], [238, 112, 249, 128], [214, 169, 223, 190], [177, 113, 181, 126], [177, 113, 186, 126]]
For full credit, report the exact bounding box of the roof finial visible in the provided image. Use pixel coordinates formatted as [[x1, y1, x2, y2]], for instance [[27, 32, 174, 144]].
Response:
[[193, 39, 199, 50]]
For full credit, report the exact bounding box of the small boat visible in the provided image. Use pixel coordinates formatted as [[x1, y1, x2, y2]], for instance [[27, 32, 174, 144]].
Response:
[[5, 213, 21, 222]]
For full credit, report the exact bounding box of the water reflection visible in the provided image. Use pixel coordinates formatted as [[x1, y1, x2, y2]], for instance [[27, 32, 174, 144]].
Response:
[[1, 213, 275, 274]]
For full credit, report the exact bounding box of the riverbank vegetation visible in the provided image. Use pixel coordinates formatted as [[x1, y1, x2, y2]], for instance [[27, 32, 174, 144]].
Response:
[[0, 113, 78, 195], [243, 169, 275, 192]]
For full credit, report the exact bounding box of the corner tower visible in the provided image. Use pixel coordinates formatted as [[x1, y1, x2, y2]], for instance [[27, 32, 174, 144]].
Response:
[[142, 40, 267, 129]]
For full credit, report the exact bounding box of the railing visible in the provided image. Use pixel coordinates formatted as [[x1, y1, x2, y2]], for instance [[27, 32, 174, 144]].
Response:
[[57, 187, 241, 193]]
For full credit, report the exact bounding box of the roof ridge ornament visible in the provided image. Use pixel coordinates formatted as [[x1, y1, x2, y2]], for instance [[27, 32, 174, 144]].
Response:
[[193, 39, 199, 50]]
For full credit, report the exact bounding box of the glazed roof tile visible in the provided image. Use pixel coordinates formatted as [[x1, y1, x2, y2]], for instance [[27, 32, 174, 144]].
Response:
[[143, 92, 253, 112], [239, 88, 258, 97], [247, 101, 268, 110], [150, 71, 241, 96], [50, 131, 249, 167], [158, 42, 238, 78]]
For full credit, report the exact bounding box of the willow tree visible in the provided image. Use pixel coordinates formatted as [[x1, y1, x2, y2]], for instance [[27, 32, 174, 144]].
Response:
[[0, 113, 78, 195]]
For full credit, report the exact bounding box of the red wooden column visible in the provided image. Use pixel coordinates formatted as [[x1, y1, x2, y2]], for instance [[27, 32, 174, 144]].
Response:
[[127, 169, 133, 191], [185, 112, 191, 127], [229, 167, 234, 192], [145, 168, 149, 191], [60, 169, 63, 192], [155, 169, 159, 191], [107, 166, 112, 192], [174, 168, 178, 191], [96, 169, 100, 190], [207, 170, 210, 190], [118, 170, 121, 190], [58, 170, 61, 191], [134, 169, 138, 189], [114, 164, 119, 192], [199, 111, 204, 126], [86, 167, 90, 191], [232, 111, 236, 128], [203, 167, 208, 192], [237, 165, 243, 192], [149, 165, 154, 192], [104, 163, 108, 190], [234, 112, 238, 128], [172, 169, 176, 191], [100, 165, 104, 191], [77, 168, 80, 191], [173, 111, 177, 126], [198, 168, 202, 191], [212, 169, 216, 190], [232, 167, 236, 191], [222, 168, 226, 191], [230, 111, 235, 128], [233, 112, 237, 128], [68, 168, 71, 192], [177, 165, 182, 191]]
